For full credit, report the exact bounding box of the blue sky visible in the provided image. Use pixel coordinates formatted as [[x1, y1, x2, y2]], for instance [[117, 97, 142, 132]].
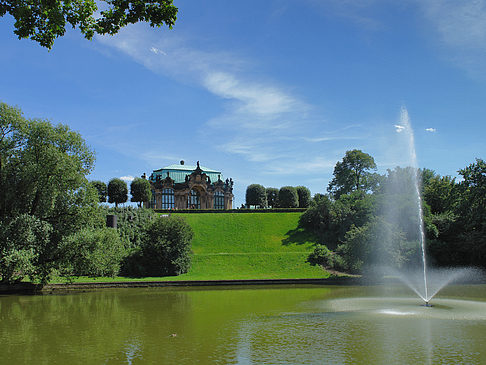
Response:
[[1, 0, 485, 207]]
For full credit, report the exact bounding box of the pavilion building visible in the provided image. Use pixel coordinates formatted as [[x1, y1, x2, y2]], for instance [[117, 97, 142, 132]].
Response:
[[144, 161, 234, 210]]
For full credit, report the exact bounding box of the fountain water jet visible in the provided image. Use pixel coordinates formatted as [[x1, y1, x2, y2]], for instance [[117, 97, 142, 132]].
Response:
[[393, 107, 430, 304], [385, 108, 481, 306]]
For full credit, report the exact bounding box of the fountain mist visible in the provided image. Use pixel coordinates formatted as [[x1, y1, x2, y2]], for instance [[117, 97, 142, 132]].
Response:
[[397, 107, 429, 302]]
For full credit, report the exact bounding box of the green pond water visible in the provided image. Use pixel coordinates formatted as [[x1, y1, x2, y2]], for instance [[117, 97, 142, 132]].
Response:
[[2, 284, 486, 364]]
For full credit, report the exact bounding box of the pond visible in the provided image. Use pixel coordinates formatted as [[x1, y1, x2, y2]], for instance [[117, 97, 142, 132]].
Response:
[[2, 284, 486, 364]]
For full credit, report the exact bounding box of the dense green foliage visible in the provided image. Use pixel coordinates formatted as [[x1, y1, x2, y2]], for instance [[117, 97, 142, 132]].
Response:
[[60, 228, 128, 278], [296, 186, 311, 208], [278, 186, 298, 208], [0, 0, 178, 49], [90, 180, 107, 202], [0, 103, 194, 284], [138, 216, 193, 276], [305, 150, 486, 274], [108, 178, 128, 207], [0, 214, 52, 283], [266, 187, 279, 208], [246, 184, 267, 208], [327, 149, 377, 199], [130, 177, 152, 207], [0, 102, 102, 283]]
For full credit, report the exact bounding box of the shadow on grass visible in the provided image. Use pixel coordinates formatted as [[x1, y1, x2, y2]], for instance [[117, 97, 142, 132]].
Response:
[[282, 228, 319, 246]]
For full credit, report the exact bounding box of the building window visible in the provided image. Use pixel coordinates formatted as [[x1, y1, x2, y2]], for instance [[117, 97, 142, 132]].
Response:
[[188, 189, 200, 209], [150, 190, 156, 208], [161, 188, 174, 209], [214, 191, 224, 210]]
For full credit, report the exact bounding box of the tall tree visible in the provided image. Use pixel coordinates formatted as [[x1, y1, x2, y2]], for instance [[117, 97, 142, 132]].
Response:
[[0, 102, 101, 283], [265, 187, 279, 208], [246, 184, 267, 208], [296, 186, 311, 208], [456, 158, 486, 233], [130, 177, 152, 207], [90, 180, 108, 203], [108, 178, 128, 208], [0, 0, 178, 49], [327, 149, 377, 199], [278, 186, 298, 208]]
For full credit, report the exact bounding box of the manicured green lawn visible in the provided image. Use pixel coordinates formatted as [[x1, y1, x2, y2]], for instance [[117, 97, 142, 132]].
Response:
[[58, 212, 329, 283]]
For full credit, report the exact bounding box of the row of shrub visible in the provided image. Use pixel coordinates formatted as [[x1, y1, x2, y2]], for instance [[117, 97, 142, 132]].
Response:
[[245, 185, 311, 209]]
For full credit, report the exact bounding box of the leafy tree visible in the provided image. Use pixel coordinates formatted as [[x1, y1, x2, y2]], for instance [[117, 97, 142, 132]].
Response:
[[0, 102, 102, 283], [0, 0, 178, 49], [138, 216, 193, 276], [108, 178, 128, 207], [108, 206, 156, 248], [265, 187, 279, 208], [336, 217, 410, 273], [91, 180, 107, 203], [0, 214, 52, 283], [456, 158, 486, 232], [130, 177, 152, 207], [307, 244, 346, 272], [299, 194, 334, 233], [60, 227, 127, 278], [246, 184, 267, 208], [423, 174, 457, 214], [301, 191, 375, 250], [328, 149, 377, 198], [278, 186, 298, 208], [296, 186, 311, 208]]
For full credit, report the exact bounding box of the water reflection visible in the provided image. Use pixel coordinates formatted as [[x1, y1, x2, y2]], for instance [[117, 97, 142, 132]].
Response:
[[1, 285, 486, 364]]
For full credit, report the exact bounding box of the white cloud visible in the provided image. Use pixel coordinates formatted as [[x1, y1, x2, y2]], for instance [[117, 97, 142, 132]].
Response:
[[150, 46, 167, 55], [394, 124, 405, 133], [95, 25, 316, 166], [120, 175, 135, 182], [425, 127, 436, 132]]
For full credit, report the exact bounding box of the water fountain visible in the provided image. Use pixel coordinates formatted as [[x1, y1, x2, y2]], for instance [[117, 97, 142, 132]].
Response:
[[382, 107, 480, 307]]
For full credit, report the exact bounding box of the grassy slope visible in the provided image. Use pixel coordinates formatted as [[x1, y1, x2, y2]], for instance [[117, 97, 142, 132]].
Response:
[[172, 212, 328, 280], [62, 212, 328, 283]]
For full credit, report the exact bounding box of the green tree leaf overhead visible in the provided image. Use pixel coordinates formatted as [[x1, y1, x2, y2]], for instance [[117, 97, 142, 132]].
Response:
[[0, 0, 178, 49]]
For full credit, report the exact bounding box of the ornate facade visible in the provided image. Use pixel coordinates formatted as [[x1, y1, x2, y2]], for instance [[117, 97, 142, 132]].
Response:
[[144, 161, 234, 210]]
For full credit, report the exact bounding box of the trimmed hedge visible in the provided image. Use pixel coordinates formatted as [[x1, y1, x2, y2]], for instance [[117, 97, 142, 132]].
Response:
[[154, 208, 307, 214]]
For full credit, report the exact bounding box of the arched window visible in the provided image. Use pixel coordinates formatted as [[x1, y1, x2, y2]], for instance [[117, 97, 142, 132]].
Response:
[[214, 190, 224, 210], [161, 188, 174, 209], [188, 189, 200, 209]]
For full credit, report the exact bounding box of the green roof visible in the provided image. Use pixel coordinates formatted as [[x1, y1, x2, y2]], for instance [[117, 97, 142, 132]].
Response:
[[151, 163, 222, 184]]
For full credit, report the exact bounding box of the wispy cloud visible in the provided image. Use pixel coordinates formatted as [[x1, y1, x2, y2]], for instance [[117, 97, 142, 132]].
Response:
[[425, 127, 437, 132], [417, 0, 486, 75], [95, 25, 320, 167], [120, 175, 135, 182]]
